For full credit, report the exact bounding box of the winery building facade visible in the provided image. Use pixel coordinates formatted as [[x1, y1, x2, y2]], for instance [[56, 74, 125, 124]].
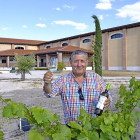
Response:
[[0, 21, 140, 71]]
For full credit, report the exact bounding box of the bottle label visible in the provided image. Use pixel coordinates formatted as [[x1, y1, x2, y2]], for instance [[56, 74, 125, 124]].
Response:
[[96, 96, 107, 110]]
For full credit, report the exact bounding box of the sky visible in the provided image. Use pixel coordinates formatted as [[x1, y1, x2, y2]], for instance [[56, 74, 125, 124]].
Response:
[[0, 0, 140, 41]]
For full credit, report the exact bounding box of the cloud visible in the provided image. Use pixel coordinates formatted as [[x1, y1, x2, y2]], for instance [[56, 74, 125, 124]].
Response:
[[52, 20, 88, 31], [116, 1, 140, 21], [95, 0, 114, 10], [22, 25, 27, 28], [63, 5, 76, 11], [99, 15, 103, 20], [53, 7, 61, 11], [2, 27, 8, 30], [56, 8, 60, 11], [36, 24, 46, 27]]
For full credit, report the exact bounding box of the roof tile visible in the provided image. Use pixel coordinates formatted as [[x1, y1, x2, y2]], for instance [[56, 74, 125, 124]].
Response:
[[0, 37, 46, 45], [0, 46, 93, 56]]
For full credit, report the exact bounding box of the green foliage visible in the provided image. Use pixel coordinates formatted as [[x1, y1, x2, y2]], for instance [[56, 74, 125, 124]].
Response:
[[34, 67, 56, 70], [1, 98, 70, 140], [1, 77, 140, 140], [57, 62, 66, 71], [14, 53, 36, 80], [91, 15, 102, 76], [0, 131, 4, 140], [68, 77, 140, 140]]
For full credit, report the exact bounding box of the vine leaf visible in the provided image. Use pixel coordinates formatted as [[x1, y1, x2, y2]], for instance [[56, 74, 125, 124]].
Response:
[[0, 131, 4, 140], [136, 100, 140, 108], [68, 121, 82, 131], [30, 107, 43, 123], [3, 104, 16, 118], [88, 131, 99, 140], [100, 132, 110, 140], [30, 106, 54, 124], [77, 133, 88, 140], [42, 109, 54, 123], [54, 113, 60, 121], [128, 126, 136, 135], [3, 99, 11, 103], [52, 133, 65, 140], [104, 114, 114, 125], [135, 89, 140, 98], [28, 130, 44, 140], [122, 134, 130, 140], [16, 103, 26, 118], [83, 122, 92, 131], [10, 101, 18, 115], [61, 126, 71, 139], [114, 123, 120, 131], [100, 122, 112, 133]]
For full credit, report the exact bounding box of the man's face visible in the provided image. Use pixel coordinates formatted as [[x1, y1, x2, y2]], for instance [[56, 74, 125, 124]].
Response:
[[70, 54, 88, 76]]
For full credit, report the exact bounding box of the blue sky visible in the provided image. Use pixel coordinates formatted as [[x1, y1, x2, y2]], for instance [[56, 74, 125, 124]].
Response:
[[0, 0, 140, 41]]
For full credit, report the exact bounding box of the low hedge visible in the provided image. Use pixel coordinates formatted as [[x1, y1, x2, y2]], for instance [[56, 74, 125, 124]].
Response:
[[34, 67, 56, 70]]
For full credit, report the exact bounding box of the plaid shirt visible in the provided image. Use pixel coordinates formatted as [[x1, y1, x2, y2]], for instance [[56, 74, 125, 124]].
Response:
[[44, 71, 111, 124]]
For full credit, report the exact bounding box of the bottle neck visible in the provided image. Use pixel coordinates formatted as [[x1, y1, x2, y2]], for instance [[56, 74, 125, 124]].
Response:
[[105, 89, 108, 93]]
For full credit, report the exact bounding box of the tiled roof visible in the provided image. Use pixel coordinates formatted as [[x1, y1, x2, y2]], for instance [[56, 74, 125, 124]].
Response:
[[27, 45, 93, 55], [40, 21, 140, 45], [0, 49, 36, 56], [1, 22, 140, 46], [0, 37, 46, 45], [0, 46, 93, 56]]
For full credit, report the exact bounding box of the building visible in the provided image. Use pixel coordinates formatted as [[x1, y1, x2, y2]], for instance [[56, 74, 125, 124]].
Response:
[[0, 21, 140, 71]]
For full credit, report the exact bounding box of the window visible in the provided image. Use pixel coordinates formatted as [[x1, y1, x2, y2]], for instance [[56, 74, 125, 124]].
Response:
[[15, 46, 24, 50], [111, 33, 123, 39], [62, 42, 68, 46], [46, 46, 51, 49], [83, 38, 91, 43], [10, 59, 14, 61], [2, 60, 6, 63]]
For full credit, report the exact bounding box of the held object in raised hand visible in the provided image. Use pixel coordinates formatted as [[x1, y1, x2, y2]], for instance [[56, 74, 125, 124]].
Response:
[[94, 83, 111, 116]]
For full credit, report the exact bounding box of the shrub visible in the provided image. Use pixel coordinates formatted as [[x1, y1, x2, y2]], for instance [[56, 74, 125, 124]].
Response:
[[34, 67, 56, 70], [57, 62, 66, 71]]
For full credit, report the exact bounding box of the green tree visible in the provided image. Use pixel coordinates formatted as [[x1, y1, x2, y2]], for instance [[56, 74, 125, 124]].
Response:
[[14, 54, 36, 80], [57, 62, 66, 72], [92, 15, 102, 76]]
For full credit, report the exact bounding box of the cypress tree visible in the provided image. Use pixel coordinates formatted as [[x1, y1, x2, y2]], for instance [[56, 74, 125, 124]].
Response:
[[92, 15, 102, 76]]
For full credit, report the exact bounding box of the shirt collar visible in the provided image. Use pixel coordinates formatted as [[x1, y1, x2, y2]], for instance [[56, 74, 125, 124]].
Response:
[[71, 71, 87, 79]]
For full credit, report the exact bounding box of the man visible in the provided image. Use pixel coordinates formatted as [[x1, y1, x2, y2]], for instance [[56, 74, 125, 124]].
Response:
[[43, 50, 111, 125]]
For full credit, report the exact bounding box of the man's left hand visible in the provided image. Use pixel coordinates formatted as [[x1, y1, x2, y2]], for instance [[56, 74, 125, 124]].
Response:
[[104, 98, 110, 109]]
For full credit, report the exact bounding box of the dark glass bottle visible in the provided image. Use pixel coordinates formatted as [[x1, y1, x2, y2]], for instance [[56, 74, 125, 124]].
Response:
[[94, 83, 111, 116]]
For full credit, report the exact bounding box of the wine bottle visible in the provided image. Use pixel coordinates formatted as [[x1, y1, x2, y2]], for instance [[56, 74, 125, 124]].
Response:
[[94, 83, 111, 116]]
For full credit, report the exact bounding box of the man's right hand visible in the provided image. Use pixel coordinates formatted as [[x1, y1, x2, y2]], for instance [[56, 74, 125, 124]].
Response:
[[43, 71, 53, 83]]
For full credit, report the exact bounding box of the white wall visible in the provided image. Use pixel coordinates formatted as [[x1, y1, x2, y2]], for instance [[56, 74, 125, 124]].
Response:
[[62, 55, 70, 62]]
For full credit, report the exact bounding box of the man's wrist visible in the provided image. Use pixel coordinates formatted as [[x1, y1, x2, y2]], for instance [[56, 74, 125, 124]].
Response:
[[45, 81, 53, 84]]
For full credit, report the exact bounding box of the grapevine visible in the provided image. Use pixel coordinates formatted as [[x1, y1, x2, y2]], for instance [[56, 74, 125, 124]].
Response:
[[0, 77, 140, 140]]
